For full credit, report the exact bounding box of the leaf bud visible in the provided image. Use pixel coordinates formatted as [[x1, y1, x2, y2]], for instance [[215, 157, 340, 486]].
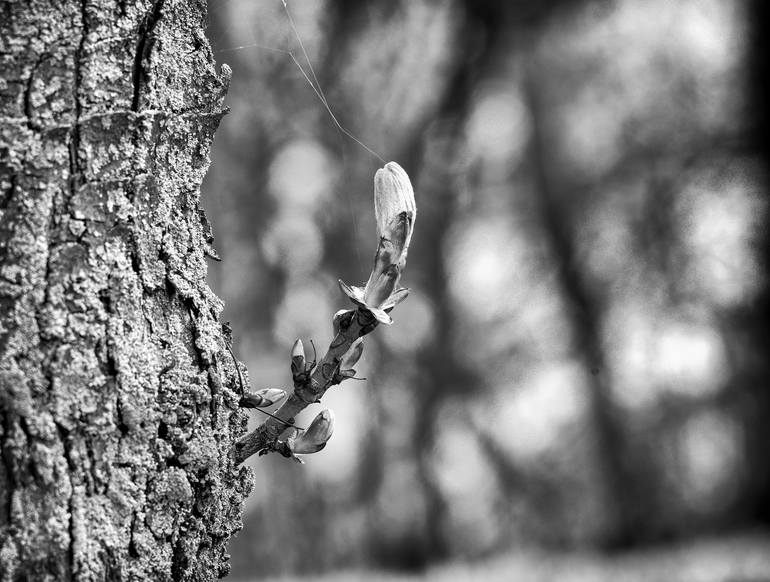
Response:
[[363, 162, 416, 307], [293, 409, 335, 454], [373, 162, 416, 265], [291, 339, 305, 375]]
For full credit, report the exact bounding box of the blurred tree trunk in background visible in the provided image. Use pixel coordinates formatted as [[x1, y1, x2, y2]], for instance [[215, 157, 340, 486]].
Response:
[[0, 2, 249, 580], [744, 0, 770, 526], [353, 1, 509, 566], [525, 72, 639, 548]]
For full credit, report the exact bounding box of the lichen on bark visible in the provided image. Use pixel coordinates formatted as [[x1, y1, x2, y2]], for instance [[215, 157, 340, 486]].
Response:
[[0, 1, 248, 580]]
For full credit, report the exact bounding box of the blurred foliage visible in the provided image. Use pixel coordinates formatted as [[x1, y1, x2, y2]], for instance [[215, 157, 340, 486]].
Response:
[[202, 0, 768, 578]]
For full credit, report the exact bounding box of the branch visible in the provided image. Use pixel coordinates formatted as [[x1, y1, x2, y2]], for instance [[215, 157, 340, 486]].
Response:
[[234, 162, 417, 464]]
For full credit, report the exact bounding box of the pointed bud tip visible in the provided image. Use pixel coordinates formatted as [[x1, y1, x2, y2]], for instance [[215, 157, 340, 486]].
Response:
[[291, 339, 306, 375], [374, 161, 416, 219], [379, 162, 411, 189]]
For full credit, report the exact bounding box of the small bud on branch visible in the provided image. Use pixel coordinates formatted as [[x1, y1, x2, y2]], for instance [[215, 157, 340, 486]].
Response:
[[292, 409, 335, 455], [290, 339, 306, 376]]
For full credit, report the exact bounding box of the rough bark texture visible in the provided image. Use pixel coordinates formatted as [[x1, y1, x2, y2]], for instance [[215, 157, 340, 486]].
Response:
[[0, 1, 251, 580]]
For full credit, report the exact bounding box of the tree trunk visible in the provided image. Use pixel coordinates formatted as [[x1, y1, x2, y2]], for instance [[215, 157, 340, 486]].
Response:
[[0, 1, 250, 580], [524, 70, 638, 549]]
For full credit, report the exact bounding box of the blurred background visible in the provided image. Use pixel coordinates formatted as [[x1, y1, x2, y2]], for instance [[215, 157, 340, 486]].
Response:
[[202, 0, 770, 580]]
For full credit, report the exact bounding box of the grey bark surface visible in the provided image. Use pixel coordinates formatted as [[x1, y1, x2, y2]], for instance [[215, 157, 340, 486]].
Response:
[[0, 1, 251, 580]]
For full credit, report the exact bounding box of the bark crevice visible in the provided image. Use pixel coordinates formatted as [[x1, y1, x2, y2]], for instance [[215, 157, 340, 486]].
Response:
[[132, 0, 165, 112], [23, 54, 48, 131], [56, 421, 77, 580]]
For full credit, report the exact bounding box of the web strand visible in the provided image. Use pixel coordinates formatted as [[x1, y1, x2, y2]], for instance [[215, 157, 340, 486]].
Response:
[[280, 0, 379, 275], [211, 0, 381, 273], [212, 0, 386, 164], [280, 0, 386, 164], [215, 43, 290, 55]]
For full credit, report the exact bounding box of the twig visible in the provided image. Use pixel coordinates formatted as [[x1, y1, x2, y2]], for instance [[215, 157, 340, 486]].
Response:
[[234, 161, 416, 464], [235, 308, 375, 463]]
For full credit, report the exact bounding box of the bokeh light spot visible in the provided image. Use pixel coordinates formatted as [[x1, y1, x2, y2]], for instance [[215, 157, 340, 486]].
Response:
[[268, 139, 336, 212]]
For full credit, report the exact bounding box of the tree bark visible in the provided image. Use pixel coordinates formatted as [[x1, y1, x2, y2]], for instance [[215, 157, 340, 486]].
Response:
[[0, 1, 250, 580]]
